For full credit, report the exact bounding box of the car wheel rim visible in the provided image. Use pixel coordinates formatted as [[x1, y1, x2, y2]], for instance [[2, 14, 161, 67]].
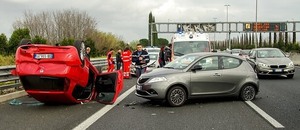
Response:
[[170, 88, 185, 105], [243, 86, 255, 101], [80, 42, 85, 60]]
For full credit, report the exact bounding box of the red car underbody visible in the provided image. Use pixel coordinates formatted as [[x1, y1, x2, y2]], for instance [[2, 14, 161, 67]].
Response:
[[12, 44, 123, 104]]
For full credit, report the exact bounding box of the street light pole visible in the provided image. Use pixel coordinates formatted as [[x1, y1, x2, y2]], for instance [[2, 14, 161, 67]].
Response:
[[213, 18, 217, 50], [225, 4, 230, 50], [150, 23, 153, 46], [255, 0, 258, 48]]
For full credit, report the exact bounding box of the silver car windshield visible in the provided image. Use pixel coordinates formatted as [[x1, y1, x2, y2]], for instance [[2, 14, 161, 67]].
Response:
[[164, 54, 200, 70], [257, 49, 285, 58], [146, 49, 160, 53], [240, 50, 250, 55], [149, 54, 158, 60], [231, 49, 241, 54]]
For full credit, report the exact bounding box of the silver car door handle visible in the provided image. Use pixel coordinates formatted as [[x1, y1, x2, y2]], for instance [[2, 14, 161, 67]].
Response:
[[213, 73, 221, 76]]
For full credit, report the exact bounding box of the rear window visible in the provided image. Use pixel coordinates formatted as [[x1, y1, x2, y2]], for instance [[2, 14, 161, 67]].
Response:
[[221, 56, 242, 69]]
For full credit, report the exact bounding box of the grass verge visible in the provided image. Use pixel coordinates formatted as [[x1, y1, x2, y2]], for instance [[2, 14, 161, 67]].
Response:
[[0, 55, 15, 66]]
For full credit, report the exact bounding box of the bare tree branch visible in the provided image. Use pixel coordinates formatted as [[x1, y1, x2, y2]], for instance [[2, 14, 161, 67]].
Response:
[[13, 9, 97, 44]]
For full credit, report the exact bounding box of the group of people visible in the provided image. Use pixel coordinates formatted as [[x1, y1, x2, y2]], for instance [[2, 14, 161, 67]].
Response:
[[86, 43, 172, 78], [106, 44, 150, 78], [106, 47, 132, 78]]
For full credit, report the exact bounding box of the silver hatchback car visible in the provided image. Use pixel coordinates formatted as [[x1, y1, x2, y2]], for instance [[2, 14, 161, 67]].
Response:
[[135, 53, 259, 106]]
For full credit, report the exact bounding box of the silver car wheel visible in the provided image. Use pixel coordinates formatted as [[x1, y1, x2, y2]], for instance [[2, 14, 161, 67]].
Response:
[[167, 86, 186, 107], [241, 85, 256, 101]]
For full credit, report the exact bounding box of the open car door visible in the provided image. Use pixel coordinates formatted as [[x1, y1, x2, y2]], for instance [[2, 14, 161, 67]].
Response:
[[94, 70, 123, 104]]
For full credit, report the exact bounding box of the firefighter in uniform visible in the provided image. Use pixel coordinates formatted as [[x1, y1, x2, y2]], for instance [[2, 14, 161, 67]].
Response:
[[107, 48, 115, 72], [122, 47, 132, 79]]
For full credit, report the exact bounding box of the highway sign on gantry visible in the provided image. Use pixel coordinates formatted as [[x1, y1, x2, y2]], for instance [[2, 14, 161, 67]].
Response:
[[177, 23, 216, 33], [244, 22, 286, 32]]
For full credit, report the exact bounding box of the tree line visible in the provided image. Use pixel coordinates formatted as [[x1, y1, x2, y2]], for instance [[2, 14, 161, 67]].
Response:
[[0, 9, 128, 57], [0, 9, 169, 57], [212, 32, 300, 52]]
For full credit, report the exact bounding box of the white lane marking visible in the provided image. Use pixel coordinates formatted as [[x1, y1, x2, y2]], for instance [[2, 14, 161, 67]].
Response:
[[73, 86, 136, 130], [245, 101, 285, 128]]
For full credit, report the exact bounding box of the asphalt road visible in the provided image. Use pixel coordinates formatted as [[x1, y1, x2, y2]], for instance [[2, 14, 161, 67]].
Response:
[[252, 67, 300, 130], [0, 67, 299, 130]]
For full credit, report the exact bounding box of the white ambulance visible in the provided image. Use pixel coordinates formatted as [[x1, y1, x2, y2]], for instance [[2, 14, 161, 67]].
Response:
[[170, 32, 211, 60]]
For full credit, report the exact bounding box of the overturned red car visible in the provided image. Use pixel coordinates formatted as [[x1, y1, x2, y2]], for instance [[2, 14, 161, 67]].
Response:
[[11, 40, 123, 104]]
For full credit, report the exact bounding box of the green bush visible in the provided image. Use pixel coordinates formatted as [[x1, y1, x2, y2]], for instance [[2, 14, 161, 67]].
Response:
[[0, 55, 15, 66], [290, 43, 300, 52]]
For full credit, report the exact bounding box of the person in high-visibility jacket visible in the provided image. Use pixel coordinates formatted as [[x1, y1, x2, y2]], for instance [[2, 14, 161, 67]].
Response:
[[107, 48, 115, 72], [122, 47, 132, 78]]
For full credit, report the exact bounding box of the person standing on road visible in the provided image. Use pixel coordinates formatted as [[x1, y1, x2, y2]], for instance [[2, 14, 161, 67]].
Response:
[[122, 47, 132, 79], [159, 46, 165, 67], [116, 49, 123, 70], [164, 44, 172, 64], [107, 48, 115, 72], [86, 47, 91, 61], [132, 44, 149, 77]]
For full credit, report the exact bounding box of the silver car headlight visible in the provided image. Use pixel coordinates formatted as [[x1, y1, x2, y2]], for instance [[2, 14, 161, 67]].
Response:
[[258, 63, 269, 68], [288, 61, 294, 68], [148, 77, 167, 83]]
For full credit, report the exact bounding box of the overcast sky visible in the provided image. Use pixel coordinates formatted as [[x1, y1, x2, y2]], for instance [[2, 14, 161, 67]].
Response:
[[1, 0, 299, 43]]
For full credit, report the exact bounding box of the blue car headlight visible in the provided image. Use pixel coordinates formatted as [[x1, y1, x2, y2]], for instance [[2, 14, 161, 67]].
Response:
[[148, 77, 167, 83]]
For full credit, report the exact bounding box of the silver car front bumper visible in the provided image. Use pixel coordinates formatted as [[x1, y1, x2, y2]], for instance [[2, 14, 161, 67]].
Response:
[[135, 82, 169, 100], [256, 66, 295, 76]]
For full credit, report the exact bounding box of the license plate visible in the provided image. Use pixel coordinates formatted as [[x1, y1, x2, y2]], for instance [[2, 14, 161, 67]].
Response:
[[274, 69, 282, 72], [136, 85, 142, 90], [34, 54, 54, 59]]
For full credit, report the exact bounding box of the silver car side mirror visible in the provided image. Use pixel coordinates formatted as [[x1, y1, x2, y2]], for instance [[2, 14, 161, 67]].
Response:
[[249, 56, 256, 59], [191, 65, 203, 71]]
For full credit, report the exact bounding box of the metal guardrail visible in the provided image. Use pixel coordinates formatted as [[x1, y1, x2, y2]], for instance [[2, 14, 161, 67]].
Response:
[[0, 58, 108, 94]]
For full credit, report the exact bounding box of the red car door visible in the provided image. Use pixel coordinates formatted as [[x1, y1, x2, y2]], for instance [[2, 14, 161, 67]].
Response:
[[94, 70, 123, 104]]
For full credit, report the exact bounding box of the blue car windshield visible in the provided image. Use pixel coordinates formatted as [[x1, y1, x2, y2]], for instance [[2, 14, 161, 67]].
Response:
[[164, 54, 200, 70]]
